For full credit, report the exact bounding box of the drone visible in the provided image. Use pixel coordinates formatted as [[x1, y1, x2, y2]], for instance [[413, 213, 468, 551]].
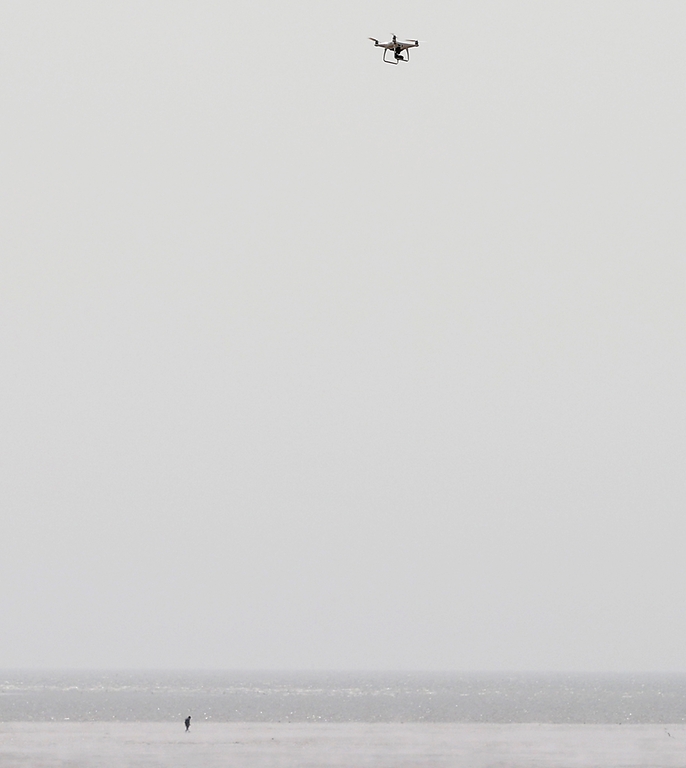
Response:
[[369, 34, 420, 65]]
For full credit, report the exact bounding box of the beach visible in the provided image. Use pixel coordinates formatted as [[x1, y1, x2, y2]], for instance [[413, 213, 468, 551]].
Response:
[[1, 722, 685, 767]]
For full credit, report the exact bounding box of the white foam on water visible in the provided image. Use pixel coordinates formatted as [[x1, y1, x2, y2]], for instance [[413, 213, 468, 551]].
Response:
[[1, 722, 685, 768]]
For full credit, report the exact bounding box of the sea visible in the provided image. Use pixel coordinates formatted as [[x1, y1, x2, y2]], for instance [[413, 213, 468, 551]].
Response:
[[2, 671, 686, 723]]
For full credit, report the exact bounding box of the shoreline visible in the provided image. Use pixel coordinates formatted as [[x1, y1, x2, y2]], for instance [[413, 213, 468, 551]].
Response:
[[2, 722, 685, 767]]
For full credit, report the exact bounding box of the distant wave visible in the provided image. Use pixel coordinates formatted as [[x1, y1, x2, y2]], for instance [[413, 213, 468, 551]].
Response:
[[2, 671, 686, 723]]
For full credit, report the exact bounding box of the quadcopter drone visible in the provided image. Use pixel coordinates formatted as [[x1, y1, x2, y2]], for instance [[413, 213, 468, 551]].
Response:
[[369, 34, 420, 64]]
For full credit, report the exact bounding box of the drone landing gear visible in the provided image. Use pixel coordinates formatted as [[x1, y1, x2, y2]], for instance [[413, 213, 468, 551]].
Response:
[[382, 48, 408, 64]]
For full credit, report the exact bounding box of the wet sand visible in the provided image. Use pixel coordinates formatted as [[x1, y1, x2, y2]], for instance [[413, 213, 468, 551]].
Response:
[[1, 722, 684, 767]]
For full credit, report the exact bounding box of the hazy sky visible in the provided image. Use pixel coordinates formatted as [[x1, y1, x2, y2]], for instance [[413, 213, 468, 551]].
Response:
[[1, 1, 685, 671]]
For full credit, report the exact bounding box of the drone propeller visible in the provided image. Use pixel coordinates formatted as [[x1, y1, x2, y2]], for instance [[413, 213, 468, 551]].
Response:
[[368, 37, 379, 44]]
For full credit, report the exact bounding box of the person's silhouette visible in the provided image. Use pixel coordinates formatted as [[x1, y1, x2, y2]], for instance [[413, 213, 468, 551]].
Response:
[[185, 716, 191, 732]]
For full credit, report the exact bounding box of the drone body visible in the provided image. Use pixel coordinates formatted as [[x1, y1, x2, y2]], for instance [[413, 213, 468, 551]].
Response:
[[369, 34, 420, 64]]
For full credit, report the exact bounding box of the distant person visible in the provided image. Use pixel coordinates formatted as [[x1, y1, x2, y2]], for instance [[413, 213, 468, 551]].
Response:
[[185, 716, 191, 732]]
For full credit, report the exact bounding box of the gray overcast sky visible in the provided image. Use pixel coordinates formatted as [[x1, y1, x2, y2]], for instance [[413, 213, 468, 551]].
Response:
[[1, 1, 685, 671]]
